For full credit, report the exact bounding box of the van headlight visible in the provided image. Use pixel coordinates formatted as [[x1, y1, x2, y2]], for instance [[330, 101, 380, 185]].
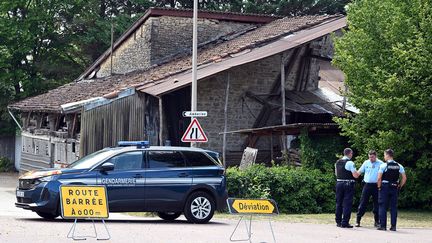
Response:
[[38, 176, 54, 182]]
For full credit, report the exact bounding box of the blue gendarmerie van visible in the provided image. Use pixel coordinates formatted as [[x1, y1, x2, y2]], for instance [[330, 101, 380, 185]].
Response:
[[16, 141, 227, 223]]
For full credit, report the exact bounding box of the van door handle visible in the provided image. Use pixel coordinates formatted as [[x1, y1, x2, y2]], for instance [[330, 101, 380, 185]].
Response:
[[178, 172, 188, 177], [134, 174, 143, 178]]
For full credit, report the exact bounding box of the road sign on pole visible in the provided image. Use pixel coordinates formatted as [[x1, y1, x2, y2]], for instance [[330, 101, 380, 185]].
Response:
[[181, 118, 208, 143], [190, 0, 198, 148]]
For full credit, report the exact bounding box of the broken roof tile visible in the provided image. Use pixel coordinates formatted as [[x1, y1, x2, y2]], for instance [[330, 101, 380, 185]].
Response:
[[9, 14, 343, 113]]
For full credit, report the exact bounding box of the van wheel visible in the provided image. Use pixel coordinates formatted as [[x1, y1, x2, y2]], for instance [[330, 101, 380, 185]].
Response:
[[36, 211, 59, 220], [184, 191, 215, 224], [157, 212, 182, 221]]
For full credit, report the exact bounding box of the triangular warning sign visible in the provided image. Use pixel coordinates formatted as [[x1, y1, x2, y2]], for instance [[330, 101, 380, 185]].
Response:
[[181, 118, 208, 143]]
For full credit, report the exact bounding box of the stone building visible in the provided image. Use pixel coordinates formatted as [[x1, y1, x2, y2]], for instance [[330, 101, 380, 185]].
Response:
[[9, 8, 352, 171]]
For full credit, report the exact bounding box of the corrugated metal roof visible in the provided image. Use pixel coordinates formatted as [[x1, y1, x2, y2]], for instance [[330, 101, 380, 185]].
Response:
[[311, 88, 359, 114], [265, 90, 344, 115], [138, 17, 346, 96], [220, 123, 338, 135], [318, 59, 345, 95]]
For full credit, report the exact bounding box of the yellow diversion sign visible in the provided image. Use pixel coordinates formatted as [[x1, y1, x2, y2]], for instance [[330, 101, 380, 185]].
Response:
[[227, 198, 279, 215], [60, 185, 109, 219]]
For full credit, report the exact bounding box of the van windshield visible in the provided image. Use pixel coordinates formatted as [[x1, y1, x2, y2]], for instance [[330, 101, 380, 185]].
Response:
[[67, 149, 118, 169]]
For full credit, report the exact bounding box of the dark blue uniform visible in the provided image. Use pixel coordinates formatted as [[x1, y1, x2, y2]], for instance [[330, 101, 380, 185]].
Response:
[[356, 159, 383, 226], [335, 157, 356, 227], [378, 161, 405, 230]]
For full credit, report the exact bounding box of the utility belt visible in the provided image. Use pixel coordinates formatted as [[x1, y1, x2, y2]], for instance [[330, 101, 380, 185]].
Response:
[[363, 182, 377, 186], [382, 181, 399, 187], [336, 179, 356, 183]]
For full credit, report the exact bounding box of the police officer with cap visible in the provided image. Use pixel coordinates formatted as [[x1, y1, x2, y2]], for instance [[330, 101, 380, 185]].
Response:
[[335, 148, 359, 228], [355, 150, 383, 227], [377, 149, 407, 231]]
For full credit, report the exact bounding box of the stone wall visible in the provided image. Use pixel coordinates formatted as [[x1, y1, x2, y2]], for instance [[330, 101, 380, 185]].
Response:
[[196, 54, 285, 154], [97, 16, 256, 78], [150, 16, 255, 64], [195, 36, 333, 158], [98, 19, 153, 78]]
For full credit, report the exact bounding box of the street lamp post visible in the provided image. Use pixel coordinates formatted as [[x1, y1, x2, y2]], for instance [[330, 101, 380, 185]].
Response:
[[191, 0, 198, 147]]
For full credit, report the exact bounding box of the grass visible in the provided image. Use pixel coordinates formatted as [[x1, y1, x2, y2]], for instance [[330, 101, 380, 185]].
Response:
[[214, 211, 432, 228], [126, 211, 432, 228]]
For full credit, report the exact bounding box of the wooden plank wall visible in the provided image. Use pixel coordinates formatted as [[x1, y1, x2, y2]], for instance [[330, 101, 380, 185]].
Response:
[[80, 92, 148, 156], [21, 133, 52, 171], [0, 136, 15, 162]]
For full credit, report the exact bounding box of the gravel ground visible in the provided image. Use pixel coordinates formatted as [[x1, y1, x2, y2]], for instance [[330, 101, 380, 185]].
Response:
[[1, 173, 431, 243]]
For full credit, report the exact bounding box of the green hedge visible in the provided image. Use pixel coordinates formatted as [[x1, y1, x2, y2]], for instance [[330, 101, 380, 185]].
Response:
[[398, 169, 432, 210], [226, 165, 335, 214], [226, 164, 432, 214]]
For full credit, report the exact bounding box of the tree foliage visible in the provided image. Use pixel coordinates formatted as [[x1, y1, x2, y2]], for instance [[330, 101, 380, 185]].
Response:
[[0, 0, 350, 136], [333, 0, 432, 169]]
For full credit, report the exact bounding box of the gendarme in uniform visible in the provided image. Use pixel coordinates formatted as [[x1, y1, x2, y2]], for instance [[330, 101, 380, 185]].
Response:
[[335, 154, 357, 228], [378, 160, 405, 230], [356, 155, 383, 227]]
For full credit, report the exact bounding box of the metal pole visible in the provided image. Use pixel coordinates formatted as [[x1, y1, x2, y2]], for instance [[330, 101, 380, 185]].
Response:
[[190, 0, 198, 148], [110, 22, 114, 75], [222, 73, 230, 168]]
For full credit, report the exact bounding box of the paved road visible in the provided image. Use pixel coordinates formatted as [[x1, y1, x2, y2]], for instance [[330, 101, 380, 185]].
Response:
[[1, 173, 431, 243]]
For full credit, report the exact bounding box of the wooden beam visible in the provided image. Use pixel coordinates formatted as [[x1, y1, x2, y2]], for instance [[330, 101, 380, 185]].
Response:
[[281, 54, 287, 154], [270, 133, 274, 161], [71, 113, 78, 138], [222, 73, 230, 168], [243, 47, 302, 149], [158, 97, 163, 146]]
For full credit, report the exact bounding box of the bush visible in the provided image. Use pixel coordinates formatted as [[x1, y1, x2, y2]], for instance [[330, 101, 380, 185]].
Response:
[[226, 165, 335, 214], [226, 164, 432, 214], [299, 132, 348, 172], [0, 157, 15, 172], [398, 168, 432, 210]]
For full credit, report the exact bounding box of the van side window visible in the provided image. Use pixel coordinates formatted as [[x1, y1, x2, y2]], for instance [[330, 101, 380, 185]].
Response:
[[148, 151, 185, 168], [182, 151, 216, 167]]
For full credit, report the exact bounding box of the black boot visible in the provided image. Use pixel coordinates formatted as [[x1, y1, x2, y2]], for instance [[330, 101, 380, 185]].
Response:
[[355, 217, 361, 227], [374, 215, 380, 228], [342, 224, 354, 228]]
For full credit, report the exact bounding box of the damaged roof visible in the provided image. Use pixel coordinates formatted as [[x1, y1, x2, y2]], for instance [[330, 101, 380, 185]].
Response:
[[9, 14, 346, 113], [77, 7, 281, 81], [220, 123, 339, 135], [276, 90, 344, 116]]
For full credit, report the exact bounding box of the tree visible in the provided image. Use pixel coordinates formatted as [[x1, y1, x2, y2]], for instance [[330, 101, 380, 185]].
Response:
[[243, 0, 350, 16], [0, 0, 154, 135], [0, 0, 83, 134], [0, 0, 350, 137], [333, 0, 432, 169]]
